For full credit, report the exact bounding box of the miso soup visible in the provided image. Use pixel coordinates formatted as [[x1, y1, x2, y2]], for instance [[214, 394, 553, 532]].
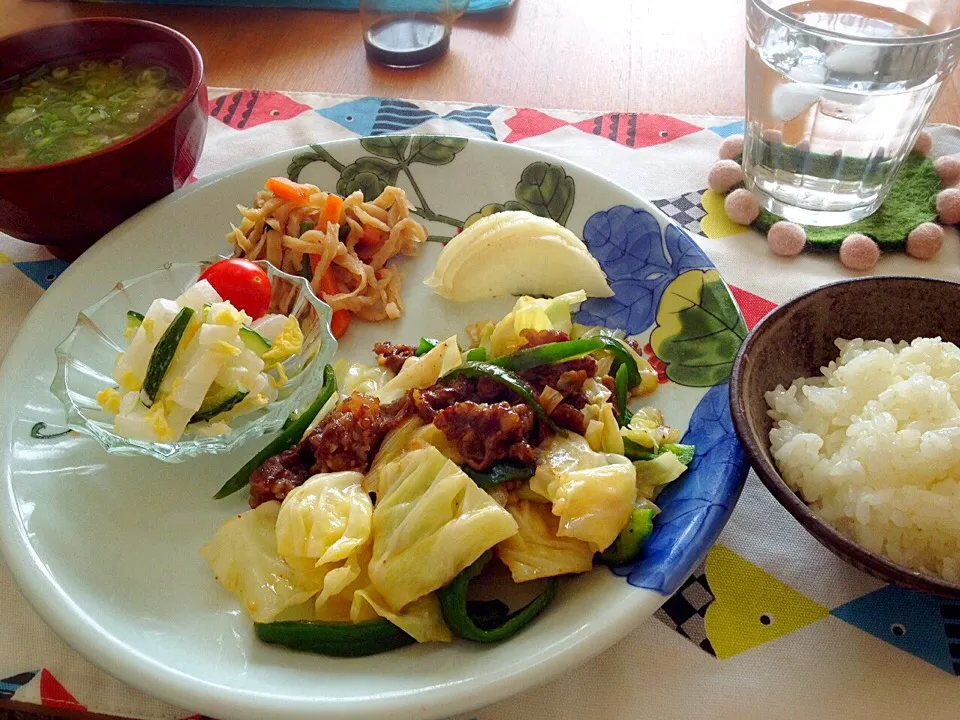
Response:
[[0, 57, 185, 169]]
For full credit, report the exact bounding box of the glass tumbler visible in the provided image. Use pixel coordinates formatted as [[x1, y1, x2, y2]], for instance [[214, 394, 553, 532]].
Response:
[[360, 0, 469, 68], [743, 0, 960, 226]]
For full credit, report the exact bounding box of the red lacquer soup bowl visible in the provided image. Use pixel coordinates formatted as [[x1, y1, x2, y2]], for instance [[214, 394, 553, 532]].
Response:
[[0, 18, 207, 257]]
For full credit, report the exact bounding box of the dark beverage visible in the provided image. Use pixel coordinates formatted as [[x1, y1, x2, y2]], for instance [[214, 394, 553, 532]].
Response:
[[363, 14, 452, 67]]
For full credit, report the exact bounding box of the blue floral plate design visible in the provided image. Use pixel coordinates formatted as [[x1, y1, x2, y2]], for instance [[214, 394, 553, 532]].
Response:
[[0, 137, 749, 720]]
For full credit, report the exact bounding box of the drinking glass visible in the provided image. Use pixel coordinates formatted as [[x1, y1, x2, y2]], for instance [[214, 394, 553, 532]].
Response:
[[743, 0, 960, 226], [360, 0, 469, 68]]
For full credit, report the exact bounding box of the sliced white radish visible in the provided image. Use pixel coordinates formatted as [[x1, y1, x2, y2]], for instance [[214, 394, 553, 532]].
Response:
[[176, 279, 222, 311]]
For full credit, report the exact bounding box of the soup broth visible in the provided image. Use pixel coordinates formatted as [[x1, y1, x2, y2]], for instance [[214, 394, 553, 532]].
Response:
[[0, 57, 184, 169]]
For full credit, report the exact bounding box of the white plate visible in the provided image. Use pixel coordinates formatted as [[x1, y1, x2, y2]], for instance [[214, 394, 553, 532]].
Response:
[[0, 137, 750, 720]]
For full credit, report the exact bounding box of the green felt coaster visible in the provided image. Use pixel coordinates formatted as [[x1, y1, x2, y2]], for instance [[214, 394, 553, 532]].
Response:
[[750, 151, 941, 250]]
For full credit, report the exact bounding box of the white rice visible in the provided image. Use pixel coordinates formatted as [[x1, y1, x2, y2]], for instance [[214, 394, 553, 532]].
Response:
[[766, 337, 960, 582]]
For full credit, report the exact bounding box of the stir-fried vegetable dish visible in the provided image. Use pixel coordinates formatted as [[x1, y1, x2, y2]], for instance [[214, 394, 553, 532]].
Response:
[[202, 290, 695, 655]]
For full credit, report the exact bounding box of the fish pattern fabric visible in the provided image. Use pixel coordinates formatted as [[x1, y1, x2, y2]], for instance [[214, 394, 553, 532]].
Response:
[[4, 89, 960, 719]]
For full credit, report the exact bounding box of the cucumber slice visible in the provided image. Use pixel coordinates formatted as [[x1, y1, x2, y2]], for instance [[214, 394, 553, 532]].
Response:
[[126, 310, 144, 333], [239, 326, 272, 356], [190, 383, 248, 424], [141, 306, 195, 405]]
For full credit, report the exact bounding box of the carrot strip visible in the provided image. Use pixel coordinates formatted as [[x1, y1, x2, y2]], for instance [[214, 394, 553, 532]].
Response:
[[319, 194, 344, 229], [319, 266, 339, 295], [330, 309, 351, 339], [357, 225, 386, 249], [265, 177, 312, 203]]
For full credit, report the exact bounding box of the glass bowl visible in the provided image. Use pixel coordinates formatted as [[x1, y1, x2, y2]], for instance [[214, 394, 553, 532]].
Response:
[[50, 260, 337, 462]]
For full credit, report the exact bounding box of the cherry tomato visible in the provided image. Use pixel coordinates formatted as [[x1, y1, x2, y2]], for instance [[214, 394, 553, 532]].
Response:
[[199, 259, 272, 319]]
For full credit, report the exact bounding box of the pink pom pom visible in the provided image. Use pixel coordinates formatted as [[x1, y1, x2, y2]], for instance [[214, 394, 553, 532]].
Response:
[[914, 131, 933, 156], [724, 188, 760, 225], [762, 128, 783, 144], [936, 188, 960, 224], [718, 135, 744, 161], [839, 233, 880, 271], [707, 160, 744, 193], [767, 221, 806, 256], [906, 222, 944, 260], [934, 156, 960, 187]]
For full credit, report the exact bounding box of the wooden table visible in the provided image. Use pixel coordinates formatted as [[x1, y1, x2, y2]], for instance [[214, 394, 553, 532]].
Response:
[[2, 1, 960, 718], [2, 0, 959, 120]]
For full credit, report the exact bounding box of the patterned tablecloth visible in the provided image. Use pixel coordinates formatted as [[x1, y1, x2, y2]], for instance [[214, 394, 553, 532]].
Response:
[[3, 90, 960, 720]]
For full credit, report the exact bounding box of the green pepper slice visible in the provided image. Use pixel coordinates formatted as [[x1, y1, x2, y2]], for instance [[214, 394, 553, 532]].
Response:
[[254, 618, 414, 657], [462, 461, 535, 490], [623, 440, 696, 466], [492, 336, 643, 387], [438, 551, 557, 643], [465, 347, 487, 362], [614, 364, 633, 428], [214, 365, 337, 499], [441, 361, 562, 433], [415, 337, 439, 356], [299, 219, 315, 236], [597, 507, 655, 566]]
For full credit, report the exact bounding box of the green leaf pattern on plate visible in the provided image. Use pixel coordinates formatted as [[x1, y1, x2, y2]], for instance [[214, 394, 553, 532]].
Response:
[[337, 157, 402, 198], [651, 269, 747, 387], [407, 136, 468, 165], [360, 136, 411, 161], [284, 136, 576, 237], [514, 161, 575, 225]]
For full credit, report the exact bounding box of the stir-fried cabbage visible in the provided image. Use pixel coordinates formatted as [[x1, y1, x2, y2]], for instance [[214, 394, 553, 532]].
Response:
[[376, 336, 462, 403], [584, 401, 624, 455], [334, 359, 391, 396], [497, 501, 594, 582], [353, 588, 452, 643], [275, 471, 372, 567], [369, 445, 519, 611], [199, 501, 326, 623], [635, 452, 689, 500], [531, 435, 636, 551], [487, 290, 587, 357], [621, 407, 682, 449], [365, 417, 427, 494]]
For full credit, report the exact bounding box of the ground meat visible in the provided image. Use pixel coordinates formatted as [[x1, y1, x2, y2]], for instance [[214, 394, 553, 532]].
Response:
[[600, 375, 617, 395], [519, 328, 570, 347], [520, 356, 597, 398], [550, 402, 589, 435], [373, 341, 417, 374], [413, 376, 512, 421], [433, 401, 536, 470], [248, 444, 315, 509], [248, 392, 413, 507]]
